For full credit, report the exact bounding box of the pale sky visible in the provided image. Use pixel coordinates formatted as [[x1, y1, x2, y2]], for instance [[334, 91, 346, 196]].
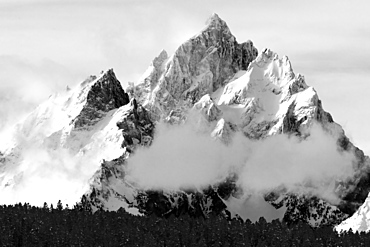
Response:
[[1, 0, 370, 153]]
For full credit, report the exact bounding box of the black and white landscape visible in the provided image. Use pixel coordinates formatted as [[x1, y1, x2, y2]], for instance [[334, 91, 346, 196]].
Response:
[[1, 1, 370, 242]]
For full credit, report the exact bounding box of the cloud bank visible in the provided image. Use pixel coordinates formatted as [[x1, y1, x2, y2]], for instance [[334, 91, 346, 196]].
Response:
[[126, 118, 355, 206]]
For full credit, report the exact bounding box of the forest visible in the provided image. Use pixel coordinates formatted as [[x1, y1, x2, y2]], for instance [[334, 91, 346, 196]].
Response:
[[0, 201, 368, 246]]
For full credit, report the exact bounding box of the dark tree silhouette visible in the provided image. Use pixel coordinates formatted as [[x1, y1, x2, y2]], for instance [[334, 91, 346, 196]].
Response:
[[0, 200, 368, 246]]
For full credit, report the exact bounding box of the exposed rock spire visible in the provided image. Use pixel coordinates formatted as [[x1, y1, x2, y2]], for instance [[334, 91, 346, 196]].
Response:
[[205, 13, 229, 31], [135, 13, 258, 121], [74, 69, 130, 128]]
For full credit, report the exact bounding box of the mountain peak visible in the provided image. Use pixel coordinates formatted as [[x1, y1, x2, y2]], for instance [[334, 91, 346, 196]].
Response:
[[133, 14, 257, 120], [205, 13, 228, 31], [206, 13, 222, 24], [158, 49, 168, 58], [73, 69, 129, 128], [85, 69, 129, 109], [152, 49, 168, 68], [99, 68, 117, 81]]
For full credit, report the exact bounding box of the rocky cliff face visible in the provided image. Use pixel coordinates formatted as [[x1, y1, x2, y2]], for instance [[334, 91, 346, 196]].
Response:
[[131, 13, 258, 121], [73, 69, 129, 129], [83, 99, 154, 213]]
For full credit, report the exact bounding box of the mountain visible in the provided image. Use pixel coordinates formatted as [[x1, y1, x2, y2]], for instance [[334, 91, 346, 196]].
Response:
[[84, 14, 370, 226], [1, 13, 369, 228]]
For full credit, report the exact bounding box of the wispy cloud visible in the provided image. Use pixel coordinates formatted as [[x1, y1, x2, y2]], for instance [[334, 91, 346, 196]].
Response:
[[127, 116, 355, 207]]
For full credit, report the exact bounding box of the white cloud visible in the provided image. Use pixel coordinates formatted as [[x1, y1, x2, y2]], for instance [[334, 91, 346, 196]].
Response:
[[0, 133, 103, 207], [127, 117, 355, 206]]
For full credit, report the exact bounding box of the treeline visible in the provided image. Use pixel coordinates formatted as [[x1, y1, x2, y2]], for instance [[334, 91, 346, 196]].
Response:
[[0, 202, 368, 246]]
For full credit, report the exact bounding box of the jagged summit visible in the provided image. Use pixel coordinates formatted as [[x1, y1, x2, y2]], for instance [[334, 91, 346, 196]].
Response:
[[197, 13, 234, 44], [73, 68, 129, 128], [132, 13, 258, 120], [152, 50, 168, 68], [205, 13, 229, 31], [83, 68, 129, 110], [99, 68, 117, 81], [207, 13, 221, 22]]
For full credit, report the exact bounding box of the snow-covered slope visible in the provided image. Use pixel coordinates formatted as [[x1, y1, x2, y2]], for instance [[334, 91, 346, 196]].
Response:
[[336, 192, 370, 233], [211, 48, 335, 139], [0, 69, 130, 205]]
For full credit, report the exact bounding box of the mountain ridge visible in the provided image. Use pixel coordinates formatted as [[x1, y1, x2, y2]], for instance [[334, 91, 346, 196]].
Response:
[[0, 14, 369, 230]]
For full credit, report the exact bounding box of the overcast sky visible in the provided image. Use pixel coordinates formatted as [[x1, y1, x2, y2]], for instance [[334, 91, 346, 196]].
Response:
[[1, 0, 370, 153]]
